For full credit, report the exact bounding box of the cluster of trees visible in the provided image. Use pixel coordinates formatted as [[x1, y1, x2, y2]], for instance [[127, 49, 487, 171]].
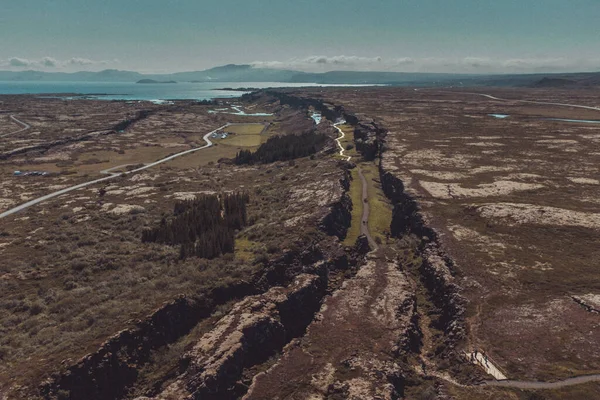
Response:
[[235, 131, 328, 165], [142, 192, 249, 260]]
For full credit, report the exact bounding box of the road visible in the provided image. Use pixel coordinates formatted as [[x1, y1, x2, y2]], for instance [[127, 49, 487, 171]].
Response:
[[0, 124, 228, 219], [1, 115, 31, 138], [476, 93, 600, 112]]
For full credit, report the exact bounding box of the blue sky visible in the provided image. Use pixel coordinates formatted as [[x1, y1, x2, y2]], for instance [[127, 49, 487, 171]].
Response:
[[1, 0, 599, 73]]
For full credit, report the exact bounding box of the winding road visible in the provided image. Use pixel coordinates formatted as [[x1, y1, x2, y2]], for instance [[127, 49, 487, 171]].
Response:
[[1, 115, 31, 138], [0, 124, 228, 219]]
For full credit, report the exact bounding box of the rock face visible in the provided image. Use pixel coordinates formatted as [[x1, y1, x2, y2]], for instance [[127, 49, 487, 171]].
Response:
[[354, 121, 385, 161], [320, 169, 352, 240], [420, 246, 467, 352], [354, 234, 371, 255], [380, 169, 435, 240], [242, 259, 418, 400], [139, 272, 327, 400]]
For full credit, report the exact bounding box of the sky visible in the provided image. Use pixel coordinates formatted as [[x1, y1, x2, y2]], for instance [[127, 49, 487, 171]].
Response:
[[1, 0, 599, 74]]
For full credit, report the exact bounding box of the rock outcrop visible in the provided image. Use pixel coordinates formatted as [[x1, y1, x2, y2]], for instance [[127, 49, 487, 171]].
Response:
[[320, 169, 352, 240], [242, 259, 418, 400], [353, 120, 385, 161], [138, 272, 327, 400]]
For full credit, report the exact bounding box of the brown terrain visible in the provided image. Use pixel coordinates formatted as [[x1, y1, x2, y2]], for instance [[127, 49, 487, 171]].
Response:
[[1, 86, 599, 400]]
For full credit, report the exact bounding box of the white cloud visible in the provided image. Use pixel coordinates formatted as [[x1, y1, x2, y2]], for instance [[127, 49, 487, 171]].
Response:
[[252, 55, 600, 74], [252, 55, 385, 71], [67, 57, 95, 66], [8, 57, 33, 67], [41, 57, 58, 67], [1, 56, 117, 70]]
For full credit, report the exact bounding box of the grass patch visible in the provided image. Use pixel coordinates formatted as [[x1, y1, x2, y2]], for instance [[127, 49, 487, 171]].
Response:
[[219, 123, 271, 148], [235, 236, 261, 262], [343, 168, 363, 246], [226, 124, 265, 135], [361, 162, 393, 242], [221, 134, 263, 147]]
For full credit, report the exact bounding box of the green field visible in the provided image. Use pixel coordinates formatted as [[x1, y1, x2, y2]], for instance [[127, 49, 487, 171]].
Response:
[[343, 168, 363, 246], [220, 123, 268, 148], [226, 124, 265, 135], [361, 162, 393, 243]]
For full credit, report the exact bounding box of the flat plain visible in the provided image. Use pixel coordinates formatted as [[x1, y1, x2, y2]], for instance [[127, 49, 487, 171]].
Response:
[[1, 87, 600, 399]]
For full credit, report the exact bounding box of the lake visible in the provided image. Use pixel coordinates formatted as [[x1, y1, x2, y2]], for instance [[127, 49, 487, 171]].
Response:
[[0, 81, 377, 101]]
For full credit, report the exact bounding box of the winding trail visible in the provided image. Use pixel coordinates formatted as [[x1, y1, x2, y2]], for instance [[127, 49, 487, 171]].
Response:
[[333, 120, 351, 161], [1, 115, 31, 138], [0, 124, 228, 219]]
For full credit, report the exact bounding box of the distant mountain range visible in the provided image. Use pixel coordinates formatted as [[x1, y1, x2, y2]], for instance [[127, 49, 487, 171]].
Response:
[[0, 64, 598, 87]]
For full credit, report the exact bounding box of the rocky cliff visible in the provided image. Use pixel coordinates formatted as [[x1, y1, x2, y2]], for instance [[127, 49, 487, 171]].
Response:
[[378, 138, 467, 356], [319, 168, 352, 240]]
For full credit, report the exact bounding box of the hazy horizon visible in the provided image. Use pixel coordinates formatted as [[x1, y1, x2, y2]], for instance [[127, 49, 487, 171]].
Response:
[[2, 0, 599, 75]]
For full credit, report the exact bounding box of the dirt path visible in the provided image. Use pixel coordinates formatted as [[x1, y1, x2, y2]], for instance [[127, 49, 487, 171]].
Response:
[[1, 115, 30, 138], [0, 124, 228, 219]]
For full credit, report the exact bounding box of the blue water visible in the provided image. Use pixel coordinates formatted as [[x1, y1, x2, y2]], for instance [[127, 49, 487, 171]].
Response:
[[489, 114, 510, 119], [310, 112, 322, 125], [0, 81, 376, 101]]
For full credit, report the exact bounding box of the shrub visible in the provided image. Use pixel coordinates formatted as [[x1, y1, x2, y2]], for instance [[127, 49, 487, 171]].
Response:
[[29, 302, 44, 316]]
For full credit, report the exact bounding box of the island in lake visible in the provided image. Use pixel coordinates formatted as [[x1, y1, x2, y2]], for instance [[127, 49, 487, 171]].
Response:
[[136, 79, 177, 84]]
